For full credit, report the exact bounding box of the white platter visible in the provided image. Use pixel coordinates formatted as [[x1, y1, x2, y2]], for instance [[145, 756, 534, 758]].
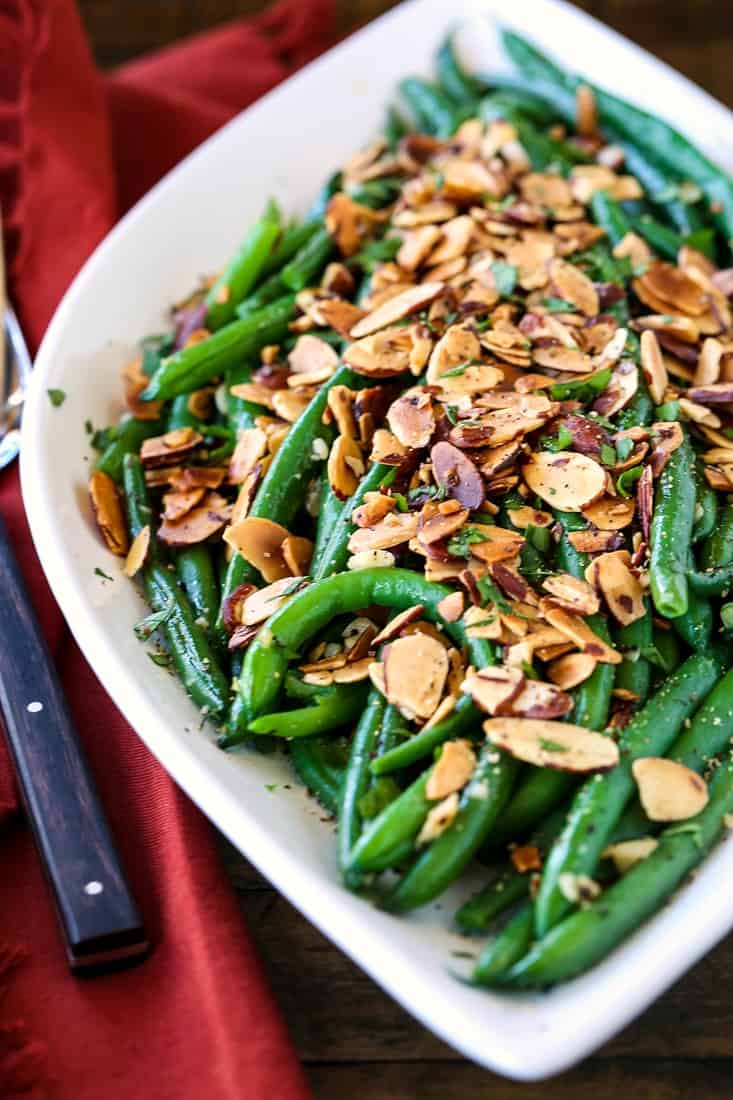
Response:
[[21, 0, 733, 1080]]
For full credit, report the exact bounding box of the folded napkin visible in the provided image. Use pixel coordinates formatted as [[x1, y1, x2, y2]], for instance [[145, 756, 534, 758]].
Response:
[[0, 1, 336, 1096]]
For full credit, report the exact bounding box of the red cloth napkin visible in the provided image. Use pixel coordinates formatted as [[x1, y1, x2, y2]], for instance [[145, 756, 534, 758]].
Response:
[[0, 1, 336, 1096]]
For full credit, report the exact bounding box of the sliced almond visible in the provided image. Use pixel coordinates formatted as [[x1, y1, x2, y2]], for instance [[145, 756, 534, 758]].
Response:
[[332, 657, 372, 683], [470, 526, 525, 565], [370, 428, 409, 465], [632, 758, 709, 822], [223, 516, 291, 583], [484, 717, 620, 772], [427, 215, 474, 266], [288, 334, 339, 384], [417, 792, 459, 846], [348, 548, 396, 570], [382, 633, 449, 719], [387, 389, 435, 449], [282, 534, 313, 577], [548, 258, 599, 316], [548, 652, 597, 690], [542, 605, 622, 664], [123, 524, 150, 577], [328, 435, 364, 500], [352, 492, 396, 528], [508, 679, 574, 720], [602, 837, 659, 875], [462, 602, 503, 640], [506, 505, 553, 530], [348, 511, 419, 553], [532, 344, 594, 374], [161, 486, 205, 523], [694, 337, 723, 386], [418, 504, 470, 546], [158, 491, 231, 548], [568, 528, 623, 554], [140, 427, 203, 469], [325, 192, 385, 256], [349, 282, 444, 338], [239, 577, 302, 626], [89, 471, 130, 556], [229, 427, 268, 485], [594, 550, 645, 626], [371, 605, 425, 647], [426, 739, 477, 800], [542, 573, 600, 615], [316, 297, 367, 338], [592, 362, 638, 417], [582, 495, 635, 531], [426, 323, 481, 386], [397, 225, 442, 272], [437, 590, 464, 623], [522, 451, 606, 512], [640, 330, 668, 404], [344, 328, 414, 378], [431, 441, 485, 511], [462, 666, 525, 715]]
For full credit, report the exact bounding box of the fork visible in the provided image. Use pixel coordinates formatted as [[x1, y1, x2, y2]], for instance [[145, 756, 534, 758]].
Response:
[[0, 225, 148, 970]]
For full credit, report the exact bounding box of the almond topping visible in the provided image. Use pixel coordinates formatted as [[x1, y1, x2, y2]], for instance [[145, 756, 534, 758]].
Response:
[[640, 330, 668, 405], [140, 427, 203, 468], [328, 435, 364, 500], [382, 633, 449, 719], [542, 605, 622, 664], [387, 389, 435, 449], [282, 534, 313, 577], [462, 666, 526, 715], [582, 495, 635, 531], [522, 451, 606, 512], [123, 524, 150, 577], [632, 758, 709, 822], [348, 512, 419, 553], [349, 282, 444, 338], [547, 652, 597, 690], [371, 605, 425, 647], [426, 739, 477, 800], [343, 328, 414, 377], [229, 427, 268, 485], [89, 471, 130, 556], [238, 577, 302, 626], [507, 505, 553, 530], [158, 491, 231, 548], [694, 337, 723, 386], [417, 792, 459, 845], [542, 572, 600, 615], [437, 590, 464, 623], [602, 837, 659, 875], [431, 441, 485, 511], [484, 717, 620, 772], [593, 550, 646, 626], [162, 486, 205, 523], [223, 516, 291, 583]]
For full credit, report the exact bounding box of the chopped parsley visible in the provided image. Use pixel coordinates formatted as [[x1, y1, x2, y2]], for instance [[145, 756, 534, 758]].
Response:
[[476, 575, 511, 611], [94, 566, 114, 581], [617, 465, 643, 498], [539, 737, 569, 753], [615, 437, 634, 462], [549, 366, 612, 403], [391, 492, 409, 513], [655, 399, 679, 422], [441, 358, 483, 378], [447, 525, 491, 559], [47, 388, 67, 408], [541, 296, 577, 313], [600, 443, 617, 468], [444, 405, 460, 425], [147, 651, 172, 668], [134, 599, 174, 640], [490, 260, 518, 298], [541, 424, 574, 452], [521, 660, 540, 681]]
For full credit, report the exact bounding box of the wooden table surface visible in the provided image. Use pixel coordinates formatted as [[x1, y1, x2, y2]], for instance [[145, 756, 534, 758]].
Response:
[[79, 0, 733, 1094]]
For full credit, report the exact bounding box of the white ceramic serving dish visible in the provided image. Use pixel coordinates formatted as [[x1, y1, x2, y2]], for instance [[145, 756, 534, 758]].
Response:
[[21, 0, 733, 1079]]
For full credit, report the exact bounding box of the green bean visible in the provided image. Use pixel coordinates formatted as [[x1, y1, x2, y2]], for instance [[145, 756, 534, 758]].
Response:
[[259, 218, 321, 280], [383, 745, 519, 912], [175, 546, 220, 632], [652, 625, 681, 675], [244, 683, 368, 740], [633, 213, 682, 260], [236, 271, 289, 315], [96, 417, 163, 483], [614, 600, 652, 706], [457, 810, 566, 932], [312, 462, 390, 580], [497, 758, 733, 988], [370, 695, 479, 776], [481, 96, 574, 174], [122, 455, 230, 718], [349, 766, 434, 873], [435, 35, 483, 105], [534, 649, 726, 936], [166, 393, 202, 431], [225, 360, 265, 434], [692, 462, 718, 544], [284, 671, 326, 701], [702, 501, 733, 569], [590, 191, 633, 247], [312, 473, 346, 567], [384, 106, 409, 148], [689, 563, 733, 598], [281, 226, 334, 292], [671, 556, 713, 649], [399, 77, 459, 138], [239, 568, 491, 722], [339, 689, 386, 887], [649, 433, 696, 619], [290, 734, 350, 815], [472, 903, 535, 984], [205, 206, 281, 330], [142, 295, 296, 401]]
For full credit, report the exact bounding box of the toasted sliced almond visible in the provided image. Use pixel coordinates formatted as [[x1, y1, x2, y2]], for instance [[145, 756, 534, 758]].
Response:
[[568, 528, 623, 554], [506, 505, 553, 530], [640, 330, 668, 404], [542, 605, 622, 664], [425, 323, 481, 386], [89, 471, 130, 556], [397, 225, 443, 272], [158, 491, 231, 548], [328, 435, 364, 500], [348, 548, 397, 570], [437, 590, 464, 623], [470, 526, 525, 565], [417, 792, 459, 845], [325, 192, 385, 256], [344, 328, 414, 378], [224, 516, 291, 583], [542, 573, 600, 615], [387, 389, 435, 449], [237, 577, 300, 626], [350, 283, 444, 338], [418, 504, 470, 546], [602, 837, 659, 875], [282, 534, 313, 577], [140, 427, 203, 468], [162, 486, 206, 523], [431, 441, 485, 511], [532, 344, 594, 374], [288, 334, 339, 383], [427, 215, 474, 266], [593, 362, 638, 417], [694, 337, 724, 386], [426, 739, 477, 800], [382, 633, 449, 719], [594, 550, 645, 626], [348, 511, 419, 553], [523, 451, 606, 512], [123, 524, 150, 577], [484, 717, 620, 771], [632, 758, 709, 822], [462, 666, 525, 715], [548, 652, 597, 690], [229, 427, 268, 485], [370, 428, 409, 465], [371, 605, 425, 647], [462, 603, 503, 640], [549, 258, 599, 316], [508, 679, 574, 720], [582, 495, 635, 531]]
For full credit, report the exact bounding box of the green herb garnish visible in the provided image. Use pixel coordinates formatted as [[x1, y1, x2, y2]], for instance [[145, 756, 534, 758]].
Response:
[[47, 389, 67, 408]]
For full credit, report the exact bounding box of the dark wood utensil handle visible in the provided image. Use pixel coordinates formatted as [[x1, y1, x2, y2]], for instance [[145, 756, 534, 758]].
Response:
[[0, 516, 147, 971]]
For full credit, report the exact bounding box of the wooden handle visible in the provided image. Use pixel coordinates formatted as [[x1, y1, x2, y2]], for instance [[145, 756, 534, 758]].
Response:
[[0, 517, 148, 971]]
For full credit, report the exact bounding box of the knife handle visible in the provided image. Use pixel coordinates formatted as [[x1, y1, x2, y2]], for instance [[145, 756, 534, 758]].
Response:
[[0, 517, 148, 971]]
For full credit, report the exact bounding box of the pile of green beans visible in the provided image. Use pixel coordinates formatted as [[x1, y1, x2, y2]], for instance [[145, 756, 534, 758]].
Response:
[[91, 24, 733, 999]]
